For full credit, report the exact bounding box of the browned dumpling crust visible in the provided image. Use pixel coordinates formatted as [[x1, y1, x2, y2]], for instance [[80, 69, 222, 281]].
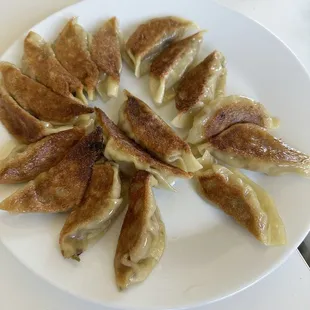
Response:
[[53, 17, 99, 100], [0, 86, 58, 143], [197, 165, 286, 245], [0, 62, 93, 123], [0, 127, 103, 213], [114, 171, 165, 289], [95, 107, 192, 189], [187, 95, 278, 144], [202, 123, 310, 176], [149, 31, 204, 104], [172, 50, 226, 128], [89, 17, 122, 99], [60, 161, 123, 260], [0, 128, 84, 184], [23, 31, 86, 103], [125, 16, 195, 77], [119, 90, 202, 172]]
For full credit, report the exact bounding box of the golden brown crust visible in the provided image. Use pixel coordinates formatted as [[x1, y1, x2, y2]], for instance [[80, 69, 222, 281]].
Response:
[[0, 62, 93, 123], [175, 51, 225, 112], [197, 169, 265, 240], [115, 171, 165, 289], [209, 123, 309, 164], [59, 162, 119, 256], [0, 128, 84, 184], [203, 99, 271, 139], [0, 86, 47, 143], [126, 16, 192, 59], [23, 31, 83, 97], [90, 17, 121, 80], [53, 18, 99, 93], [95, 108, 191, 178], [122, 90, 190, 157], [150, 32, 203, 78], [0, 127, 103, 213]]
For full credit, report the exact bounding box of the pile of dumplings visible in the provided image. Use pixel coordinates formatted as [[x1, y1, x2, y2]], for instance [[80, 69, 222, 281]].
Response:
[[0, 15, 309, 290]]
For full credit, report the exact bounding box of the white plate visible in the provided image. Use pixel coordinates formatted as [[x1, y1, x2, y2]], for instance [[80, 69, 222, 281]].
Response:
[[0, 0, 310, 309]]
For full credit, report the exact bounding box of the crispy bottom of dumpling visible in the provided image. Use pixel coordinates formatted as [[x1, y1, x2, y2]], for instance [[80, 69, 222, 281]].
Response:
[[187, 95, 279, 144], [197, 165, 286, 245], [0, 128, 84, 184], [199, 123, 310, 177], [59, 162, 123, 260], [114, 171, 165, 289], [172, 50, 227, 129], [119, 90, 202, 172], [95, 108, 192, 189], [0, 127, 103, 213]]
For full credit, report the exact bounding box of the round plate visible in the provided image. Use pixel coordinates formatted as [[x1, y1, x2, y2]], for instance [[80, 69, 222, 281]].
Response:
[[1, 0, 310, 309]]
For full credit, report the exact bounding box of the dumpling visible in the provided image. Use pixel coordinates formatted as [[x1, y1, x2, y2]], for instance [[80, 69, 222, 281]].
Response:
[[196, 164, 286, 245], [119, 90, 202, 172], [187, 95, 278, 145], [149, 31, 204, 104], [0, 86, 68, 143], [95, 108, 192, 189], [53, 17, 99, 100], [114, 171, 165, 290], [124, 16, 195, 77], [0, 62, 94, 123], [0, 128, 84, 184], [23, 31, 87, 103], [89, 17, 122, 100], [200, 123, 310, 176], [0, 127, 103, 213], [59, 162, 123, 261], [172, 50, 227, 128]]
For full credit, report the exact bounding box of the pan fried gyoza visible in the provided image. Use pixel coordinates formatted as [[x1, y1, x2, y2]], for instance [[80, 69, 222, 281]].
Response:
[[95, 108, 192, 189], [89, 17, 122, 100], [197, 165, 286, 245], [23, 31, 86, 103], [0, 127, 103, 213], [0, 128, 84, 184], [119, 90, 202, 172], [149, 31, 204, 104], [0, 62, 93, 123], [124, 16, 195, 77], [187, 95, 278, 144], [0, 86, 68, 143], [60, 162, 123, 260], [53, 17, 99, 100], [114, 171, 165, 290], [172, 50, 226, 128], [200, 123, 310, 176]]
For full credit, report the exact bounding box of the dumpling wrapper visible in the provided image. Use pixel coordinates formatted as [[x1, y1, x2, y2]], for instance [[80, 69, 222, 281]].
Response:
[[114, 171, 165, 290], [53, 17, 99, 100], [23, 31, 87, 104], [59, 162, 123, 260], [0, 62, 93, 124], [149, 31, 204, 104], [0, 86, 69, 143], [197, 164, 286, 245], [124, 16, 195, 78], [0, 128, 84, 184], [172, 50, 227, 128], [200, 123, 310, 176], [187, 95, 278, 145], [89, 17, 122, 100], [119, 90, 202, 172], [95, 108, 192, 189], [0, 127, 103, 213]]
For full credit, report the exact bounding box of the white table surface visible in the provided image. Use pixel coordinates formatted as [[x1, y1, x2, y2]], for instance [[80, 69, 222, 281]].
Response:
[[0, 0, 309, 309]]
